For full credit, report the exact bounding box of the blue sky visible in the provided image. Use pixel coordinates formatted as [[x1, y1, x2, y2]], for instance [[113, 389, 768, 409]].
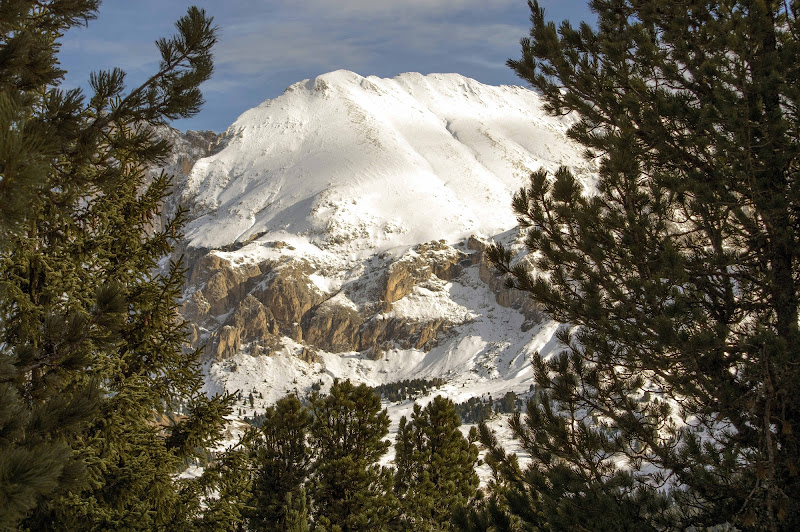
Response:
[[59, 1, 594, 132]]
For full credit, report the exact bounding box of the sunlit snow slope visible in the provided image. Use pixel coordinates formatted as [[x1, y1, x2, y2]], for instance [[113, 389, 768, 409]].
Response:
[[182, 70, 588, 254], [178, 72, 592, 458]]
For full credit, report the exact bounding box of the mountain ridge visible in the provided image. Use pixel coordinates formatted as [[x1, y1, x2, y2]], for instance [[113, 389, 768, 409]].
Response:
[[180, 70, 591, 256], [164, 71, 589, 449]]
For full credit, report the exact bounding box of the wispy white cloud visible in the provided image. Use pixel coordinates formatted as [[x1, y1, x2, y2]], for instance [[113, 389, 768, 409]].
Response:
[[387, 21, 526, 54], [201, 77, 251, 95], [288, 0, 518, 17], [59, 0, 561, 130], [216, 22, 372, 76], [221, 0, 518, 19], [211, 1, 527, 92]]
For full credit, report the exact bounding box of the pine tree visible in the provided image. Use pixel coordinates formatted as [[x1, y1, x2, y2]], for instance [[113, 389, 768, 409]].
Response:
[[0, 3, 238, 529], [394, 396, 479, 531], [482, 0, 800, 529], [309, 379, 398, 531], [284, 489, 311, 532], [0, 0, 101, 234], [247, 394, 311, 531], [451, 426, 520, 532], [0, 2, 113, 526], [194, 431, 258, 531]]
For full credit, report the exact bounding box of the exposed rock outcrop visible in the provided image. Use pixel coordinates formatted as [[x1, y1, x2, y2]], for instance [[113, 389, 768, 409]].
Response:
[[182, 236, 544, 362], [186, 254, 264, 317], [359, 315, 452, 353], [232, 295, 279, 341], [214, 325, 241, 361], [467, 235, 544, 330], [185, 253, 327, 359], [302, 295, 363, 353], [383, 240, 465, 303], [251, 261, 326, 338]]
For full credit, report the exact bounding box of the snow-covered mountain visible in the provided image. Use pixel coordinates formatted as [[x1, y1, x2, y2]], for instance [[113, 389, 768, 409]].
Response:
[[181, 70, 590, 253], [173, 70, 592, 440]]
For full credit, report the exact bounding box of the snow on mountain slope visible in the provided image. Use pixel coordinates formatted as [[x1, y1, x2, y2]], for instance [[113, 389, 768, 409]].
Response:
[[176, 71, 592, 460], [181, 70, 589, 255]]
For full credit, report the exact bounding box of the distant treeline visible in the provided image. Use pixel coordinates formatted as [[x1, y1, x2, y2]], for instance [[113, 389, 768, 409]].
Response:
[[454, 390, 526, 424], [241, 381, 530, 427], [374, 376, 529, 424], [372, 378, 447, 402]]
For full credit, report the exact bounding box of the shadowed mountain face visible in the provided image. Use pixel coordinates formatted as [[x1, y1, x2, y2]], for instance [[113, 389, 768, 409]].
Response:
[[165, 71, 590, 417]]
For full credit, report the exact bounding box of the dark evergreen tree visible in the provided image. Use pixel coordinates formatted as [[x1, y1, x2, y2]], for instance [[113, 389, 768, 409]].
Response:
[[189, 429, 257, 532], [0, 2, 239, 529], [394, 396, 479, 530], [247, 394, 311, 531], [0, 3, 105, 526], [284, 489, 311, 532], [498, 391, 518, 414], [309, 379, 397, 531], [452, 427, 520, 532], [0, 0, 101, 234], [481, 0, 800, 529]]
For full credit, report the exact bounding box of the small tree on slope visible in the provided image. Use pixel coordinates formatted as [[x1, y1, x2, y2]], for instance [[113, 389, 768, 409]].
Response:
[[309, 379, 398, 531], [247, 394, 311, 531], [394, 396, 479, 531], [474, 0, 800, 530]]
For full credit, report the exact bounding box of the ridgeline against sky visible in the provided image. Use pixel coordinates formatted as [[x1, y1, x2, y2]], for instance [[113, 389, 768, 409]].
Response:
[[58, 0, 594, 132]]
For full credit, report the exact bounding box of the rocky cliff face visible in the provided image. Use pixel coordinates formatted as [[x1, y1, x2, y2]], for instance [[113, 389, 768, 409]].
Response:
[[180, 236, 541, 363], [466, 236, 544, 330]]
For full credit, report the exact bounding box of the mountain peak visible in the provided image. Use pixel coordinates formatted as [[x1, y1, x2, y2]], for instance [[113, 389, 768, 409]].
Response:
[[174, 72, 590, 437], [181, 71, 589, 255]]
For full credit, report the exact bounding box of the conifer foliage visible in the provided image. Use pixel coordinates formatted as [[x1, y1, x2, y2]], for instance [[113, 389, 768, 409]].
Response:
[[481, 0, 800, 529], [246, 381, 401, 531], [394, 396, 479, 530], [309, 379, 397, 531], [0, 2, 237, 529], [247, 395, 311, 531]]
